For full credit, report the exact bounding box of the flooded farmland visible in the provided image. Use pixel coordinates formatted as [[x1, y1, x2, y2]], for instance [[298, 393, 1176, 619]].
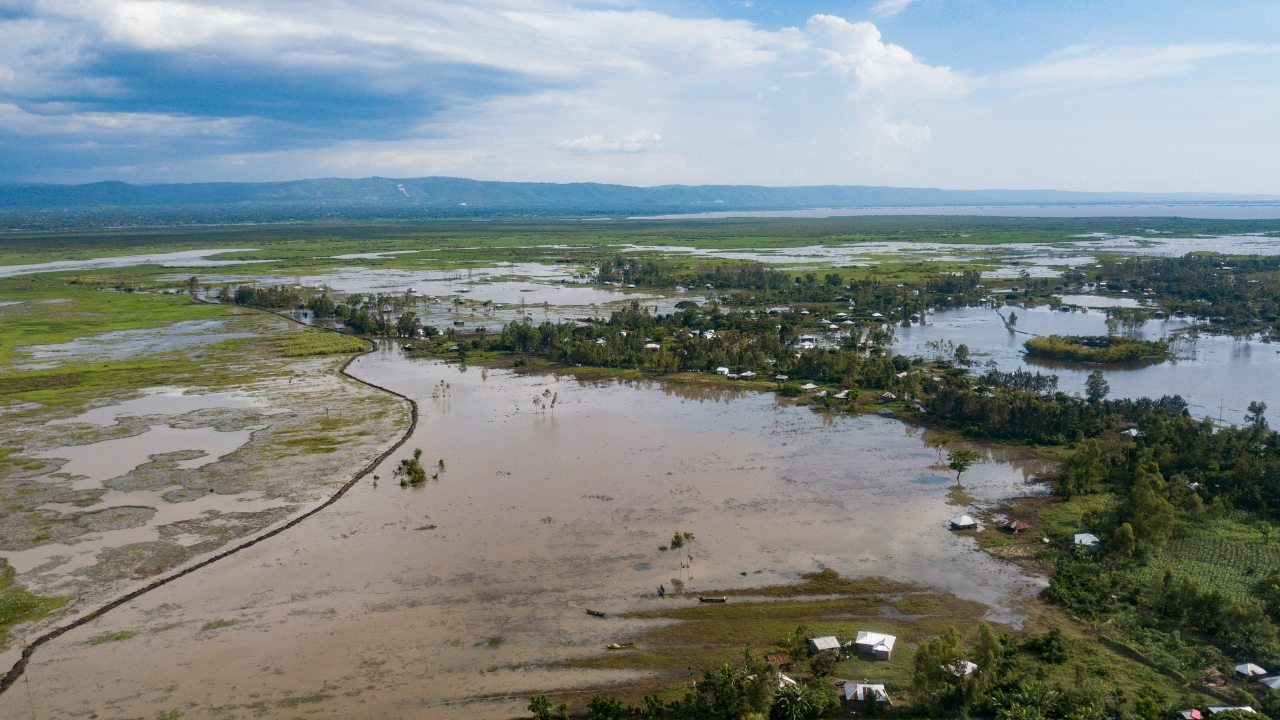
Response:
[[0, 346, 1051, 719]]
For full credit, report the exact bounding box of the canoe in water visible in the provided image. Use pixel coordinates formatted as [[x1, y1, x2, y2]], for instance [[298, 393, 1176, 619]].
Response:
[[586, 609, 607, 617], [698, 596, 727, 603]]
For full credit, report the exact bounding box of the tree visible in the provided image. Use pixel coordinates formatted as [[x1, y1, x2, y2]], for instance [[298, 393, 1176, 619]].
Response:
[[1055, 440, 1110, 499], [1247, 401, 1268, 431], [527, 691, 552, 712], [973, 620, 1006, 691], [396, 311, 422, 338], [929, 434, 954, 460], [1113, 522, 1136, 560], [947, 449, 980, 481], [809, 652, 836, 678], [955, 344, 970, 365], [771, 684, 810, 720], [912, 626, 965, 690], [1085, 371, 1109, 403], [587, 695, 633, 720], [1117, 461, 1175, 561]]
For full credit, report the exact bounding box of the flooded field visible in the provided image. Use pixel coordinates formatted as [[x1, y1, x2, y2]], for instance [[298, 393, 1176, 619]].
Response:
[[0, 347, 1051, 719], [896, 305, 1280, 424]]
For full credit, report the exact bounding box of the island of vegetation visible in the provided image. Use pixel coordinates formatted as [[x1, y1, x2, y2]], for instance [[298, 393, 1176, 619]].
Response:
[[1023, 335, 1170, 363]]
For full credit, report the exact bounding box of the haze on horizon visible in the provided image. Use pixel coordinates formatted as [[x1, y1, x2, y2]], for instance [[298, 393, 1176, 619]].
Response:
[[2, 0, 1277, 194]]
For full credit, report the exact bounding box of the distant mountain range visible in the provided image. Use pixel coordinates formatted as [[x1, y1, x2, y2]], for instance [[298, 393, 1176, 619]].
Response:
[[3, 177, 1279, 215]]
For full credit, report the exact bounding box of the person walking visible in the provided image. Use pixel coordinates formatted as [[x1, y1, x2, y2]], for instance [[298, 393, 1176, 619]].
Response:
[[658, 584, 665, 598]]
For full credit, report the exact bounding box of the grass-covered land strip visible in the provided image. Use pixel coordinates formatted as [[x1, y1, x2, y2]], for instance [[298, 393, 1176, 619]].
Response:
[[0, 561, 66, 648], [1023, 335, 1168, 363], [276, 330, 368, 357]]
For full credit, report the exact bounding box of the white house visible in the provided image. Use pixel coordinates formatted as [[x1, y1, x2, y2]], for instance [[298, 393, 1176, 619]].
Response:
[[801, 383, 818, 390], [842, 683, 890, 709], [1073, 533, 1100, 547], [950, 515, 977, 530], [644, 343, 661, 350], [740, 371, 757, 379], [1236, 663, 1268, 678], [947, 660, 978, 679], [1208, 708, 1256, 715], [854, 631, 896, 660], [809, 636, 840, 654], [715, 367, 730, 375], [1257, 676, 1280, 690]]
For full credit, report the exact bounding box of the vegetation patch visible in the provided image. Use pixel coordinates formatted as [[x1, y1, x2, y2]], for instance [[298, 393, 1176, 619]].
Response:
[[0, 559, 66, 646], [87, 630, 135, 645], [276, 331, 367, 357], [1023, 335, 1168, 363]]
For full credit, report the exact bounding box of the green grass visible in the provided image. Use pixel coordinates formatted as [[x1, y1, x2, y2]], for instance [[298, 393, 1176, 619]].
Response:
[[201, 619, 235, 631], [276, 331, 368, 357], [0, 560, 66, 646], [0, 280, 231, 364], [87, 630, 135, 645]]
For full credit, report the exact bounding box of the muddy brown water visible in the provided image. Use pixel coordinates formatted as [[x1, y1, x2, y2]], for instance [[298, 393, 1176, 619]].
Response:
[[0, 345, 1050, 719]]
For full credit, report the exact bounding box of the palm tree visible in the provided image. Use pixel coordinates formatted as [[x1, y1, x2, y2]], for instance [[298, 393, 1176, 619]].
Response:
[[772, 684, 810, 720]]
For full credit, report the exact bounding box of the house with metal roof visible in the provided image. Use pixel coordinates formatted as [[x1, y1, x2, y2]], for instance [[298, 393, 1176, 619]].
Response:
[[854, 631, 896, 660]]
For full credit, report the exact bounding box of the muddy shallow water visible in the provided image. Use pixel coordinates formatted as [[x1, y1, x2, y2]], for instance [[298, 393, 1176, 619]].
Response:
[[2, 346, 1050, 719]]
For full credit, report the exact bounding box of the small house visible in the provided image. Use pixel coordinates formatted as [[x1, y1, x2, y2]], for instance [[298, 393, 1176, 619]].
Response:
[[809, 636, 841, 655], [644, 343, 661, 350], [854, 631, 896, 660], [841, 682, 890, 709], [1207, 708, 1256, 715], [950, 515, 977, 530], [774, 374, 789, 381], [740, 371, 757, 379], [946, 660, 978, 679], [1235, 663, 1267, 678], [1258, 677, 1280, 690], [801, 383, 818, 391], [1073, 533, 1099, 548], [1177, 711, 1203, 720], [880, 391, 897, 402], [715, 367, 730, 375], [778, 674, 798, 687], [1006, 520, 1031, 533]]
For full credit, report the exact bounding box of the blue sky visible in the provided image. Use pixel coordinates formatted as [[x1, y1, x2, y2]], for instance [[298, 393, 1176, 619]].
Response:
[[2, 0, 1278, 191]]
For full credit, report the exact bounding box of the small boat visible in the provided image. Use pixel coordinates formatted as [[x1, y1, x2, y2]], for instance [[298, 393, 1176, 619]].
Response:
[[605, 642, 637, 650], [586, 609, 607, 618], [698, 596, 727, 603]]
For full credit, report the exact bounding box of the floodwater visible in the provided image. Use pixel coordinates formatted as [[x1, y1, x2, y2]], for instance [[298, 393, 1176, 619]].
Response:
[[35, 423, 260, 489], [895, 305, 1280, 424], [48, 388, 274, 427], [643, 204, 1280, 220], [0, 249, 272, 277], [16, 319, 259, 368], [1, 348, 1051, 720]]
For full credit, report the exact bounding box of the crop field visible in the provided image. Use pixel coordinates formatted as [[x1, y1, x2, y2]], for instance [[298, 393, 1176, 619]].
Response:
[[1134, 515, 1280, 605]]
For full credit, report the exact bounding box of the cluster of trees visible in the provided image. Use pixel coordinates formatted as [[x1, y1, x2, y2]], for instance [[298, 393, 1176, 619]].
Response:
[[491, 301, 926, 393], [223, 284, 302, 308], [1023, 335, 1169, 363], [1088, 255, 1280, 334]]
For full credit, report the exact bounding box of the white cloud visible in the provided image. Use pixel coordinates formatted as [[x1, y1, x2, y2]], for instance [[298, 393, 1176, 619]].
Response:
[[0, 103, 248, 137], [561, 131, 662, 153], [805, 15, 970, 97], [871, 0, 918, 18], [1003, 43, 1278, 88]]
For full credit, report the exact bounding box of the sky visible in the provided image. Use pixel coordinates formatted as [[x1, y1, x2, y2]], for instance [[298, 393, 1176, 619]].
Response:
[[2, 0, 1279, 191]]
